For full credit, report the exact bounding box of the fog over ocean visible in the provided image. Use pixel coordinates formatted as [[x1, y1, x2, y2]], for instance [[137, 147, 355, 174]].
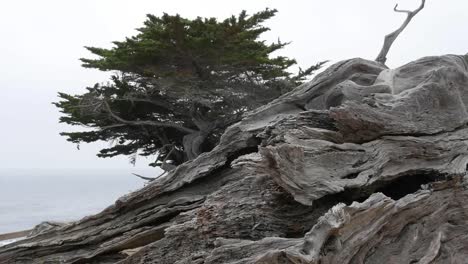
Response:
[[0, 169, 150, 234]]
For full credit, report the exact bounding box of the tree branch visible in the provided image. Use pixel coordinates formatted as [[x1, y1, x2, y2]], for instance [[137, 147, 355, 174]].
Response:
[[132, 173, 157, 181], [99, 124, 127, 131], [393, 4, 412, 14], [117, 96, 175, 111], [102, 100, 197, 134], [160, 145, 177, 172], [132, 144, 174, 181], [375, 0, 426, 65]]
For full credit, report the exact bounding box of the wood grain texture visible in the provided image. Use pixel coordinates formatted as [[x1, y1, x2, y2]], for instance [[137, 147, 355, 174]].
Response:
[[2, 54, 468, 263]]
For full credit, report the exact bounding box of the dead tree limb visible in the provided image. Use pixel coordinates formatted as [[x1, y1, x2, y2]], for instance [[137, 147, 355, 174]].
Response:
[[375, 0, 426, 64]]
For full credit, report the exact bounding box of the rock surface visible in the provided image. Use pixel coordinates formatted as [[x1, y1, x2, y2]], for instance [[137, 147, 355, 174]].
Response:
[[2, 54, 468, 263]]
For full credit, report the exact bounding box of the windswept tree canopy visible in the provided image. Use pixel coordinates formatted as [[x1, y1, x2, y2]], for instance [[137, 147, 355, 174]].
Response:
[[55, 9, 324, 169]]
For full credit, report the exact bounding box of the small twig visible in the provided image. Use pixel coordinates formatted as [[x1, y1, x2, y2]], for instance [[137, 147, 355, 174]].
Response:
[[375, 0, 426, 65], [393, 4, 412, 14]]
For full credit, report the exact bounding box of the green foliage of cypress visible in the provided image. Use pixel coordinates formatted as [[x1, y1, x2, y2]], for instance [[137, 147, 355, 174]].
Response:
[[54, 9, 324, 168]]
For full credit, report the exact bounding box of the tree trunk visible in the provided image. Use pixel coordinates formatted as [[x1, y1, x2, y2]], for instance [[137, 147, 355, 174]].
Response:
[[182, 110, 216, 161], [2, 54, 468, 263]]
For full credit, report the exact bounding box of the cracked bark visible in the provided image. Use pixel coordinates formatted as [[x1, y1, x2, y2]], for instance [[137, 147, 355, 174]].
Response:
[[2, 54, 468, 263]]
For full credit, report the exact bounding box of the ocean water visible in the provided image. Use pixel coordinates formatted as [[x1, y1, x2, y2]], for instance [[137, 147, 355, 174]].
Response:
[[0, 238, 21, 247], [0, 169, 151, 234]]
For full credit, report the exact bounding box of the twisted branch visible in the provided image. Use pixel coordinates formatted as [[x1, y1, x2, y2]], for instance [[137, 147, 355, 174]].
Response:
[[375, 0, 426, 64], [132, 145, 174, 181], [102, 100, 196, 134]]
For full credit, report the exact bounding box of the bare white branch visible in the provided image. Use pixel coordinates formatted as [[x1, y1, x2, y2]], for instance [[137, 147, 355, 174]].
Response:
[[393, 4, 412, 14], [375, 0, 426, 64]]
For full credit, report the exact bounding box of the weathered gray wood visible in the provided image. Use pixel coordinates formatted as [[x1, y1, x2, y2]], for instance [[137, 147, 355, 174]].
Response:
[[375, 0, 426, 64], [2, 54, 468, 263]]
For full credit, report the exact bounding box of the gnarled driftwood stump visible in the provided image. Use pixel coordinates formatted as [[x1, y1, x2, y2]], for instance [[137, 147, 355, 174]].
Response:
[[2, 54, 468, 263]]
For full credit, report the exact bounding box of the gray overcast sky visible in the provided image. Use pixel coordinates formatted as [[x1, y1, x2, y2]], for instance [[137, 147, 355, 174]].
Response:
[[0, 0, 466, 169]]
